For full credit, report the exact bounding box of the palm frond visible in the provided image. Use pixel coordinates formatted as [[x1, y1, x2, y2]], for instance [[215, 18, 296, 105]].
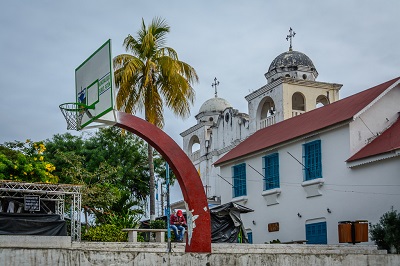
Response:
[[114, 17, 197, 128]]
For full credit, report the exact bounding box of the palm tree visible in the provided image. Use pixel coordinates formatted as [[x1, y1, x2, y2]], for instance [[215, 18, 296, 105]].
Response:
[[113, 17, 198, 220]]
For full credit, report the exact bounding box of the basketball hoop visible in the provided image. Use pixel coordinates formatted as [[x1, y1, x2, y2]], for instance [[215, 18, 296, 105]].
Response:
[[59, 103, 91, 131]]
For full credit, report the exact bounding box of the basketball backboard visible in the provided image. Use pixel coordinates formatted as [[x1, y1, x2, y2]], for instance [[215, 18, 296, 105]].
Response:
[[75, 39, 116, 129]]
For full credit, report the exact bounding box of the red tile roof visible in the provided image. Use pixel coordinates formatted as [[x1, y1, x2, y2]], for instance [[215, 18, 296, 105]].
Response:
[[347, 117, 400, 162], [214, 77, 400, 166]]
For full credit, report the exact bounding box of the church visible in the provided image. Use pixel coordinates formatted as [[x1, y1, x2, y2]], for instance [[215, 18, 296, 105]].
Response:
[[180, 29, 400, 244]]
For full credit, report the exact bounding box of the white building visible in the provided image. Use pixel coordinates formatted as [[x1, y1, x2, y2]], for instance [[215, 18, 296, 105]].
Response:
[[181, 43, 400, 244]]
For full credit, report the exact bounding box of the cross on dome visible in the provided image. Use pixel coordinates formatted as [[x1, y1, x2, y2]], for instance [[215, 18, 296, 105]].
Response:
[[212, 77, 220, 98], [286, 27, 296, 51]]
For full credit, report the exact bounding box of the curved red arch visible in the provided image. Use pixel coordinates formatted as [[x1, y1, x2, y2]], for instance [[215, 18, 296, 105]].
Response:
[[115, 111, 211, 253]]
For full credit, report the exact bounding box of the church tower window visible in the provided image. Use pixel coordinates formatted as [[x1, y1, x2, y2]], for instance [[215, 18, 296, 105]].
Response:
[[292, 92, 306, 117], [316, 95, 329, 108]]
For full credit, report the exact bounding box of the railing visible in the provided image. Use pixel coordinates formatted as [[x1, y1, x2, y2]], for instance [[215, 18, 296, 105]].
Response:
[[292, 110, 305, 117], [191, 150, 200, 161], [259, 115, 276, 129]]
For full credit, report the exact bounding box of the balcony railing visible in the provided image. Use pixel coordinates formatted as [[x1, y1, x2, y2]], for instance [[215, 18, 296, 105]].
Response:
[[259, 115, 276, 129], [191, 150, 200, 161], [292, 110, 305, 117]]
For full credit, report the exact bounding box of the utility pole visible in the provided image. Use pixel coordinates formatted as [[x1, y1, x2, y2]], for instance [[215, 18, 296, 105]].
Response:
[[166, 163, 171, 252]]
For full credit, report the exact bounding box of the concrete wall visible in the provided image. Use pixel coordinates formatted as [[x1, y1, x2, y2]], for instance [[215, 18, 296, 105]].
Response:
[[0, 237, 399, 266]]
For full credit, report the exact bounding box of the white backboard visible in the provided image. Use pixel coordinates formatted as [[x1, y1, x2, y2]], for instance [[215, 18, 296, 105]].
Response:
[[75, 39, 115, 129]]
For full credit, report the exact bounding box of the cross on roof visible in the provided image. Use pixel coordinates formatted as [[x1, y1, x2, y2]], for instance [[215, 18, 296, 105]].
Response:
[[212, 77, 220, 98], [286, 27, 296, 51]]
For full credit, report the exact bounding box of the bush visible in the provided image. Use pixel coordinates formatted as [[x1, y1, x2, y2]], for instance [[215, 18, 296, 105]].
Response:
[[82, 224, 127, 242], [149, 219, 166, 229], [138, 219, 167, 242], [370, 210, 400, 254]]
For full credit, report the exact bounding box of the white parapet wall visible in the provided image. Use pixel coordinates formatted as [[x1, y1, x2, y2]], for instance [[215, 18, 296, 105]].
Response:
[[0, 236, 399, 266]]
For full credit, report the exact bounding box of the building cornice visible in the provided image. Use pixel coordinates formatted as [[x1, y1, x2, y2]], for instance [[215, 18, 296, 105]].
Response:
[[347, 149, 400, 168], [245, 77, 342, 102], [180, 121, 214, 137]]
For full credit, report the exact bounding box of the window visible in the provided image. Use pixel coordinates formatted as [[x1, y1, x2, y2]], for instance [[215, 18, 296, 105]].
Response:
[[306, 222, 327, 244], [247, 231, 253, 244], [292, 92, 305, 111], [263, 153, 280, 190], [232, 163, 246, 197], [303, 140, 322, 181]]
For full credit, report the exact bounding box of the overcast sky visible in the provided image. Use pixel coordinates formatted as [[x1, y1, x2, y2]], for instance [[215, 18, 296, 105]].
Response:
[[1, 1, 400, 202]]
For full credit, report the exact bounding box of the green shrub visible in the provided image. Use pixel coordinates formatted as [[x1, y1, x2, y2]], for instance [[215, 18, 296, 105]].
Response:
[[370, 210, 400, 254], [82, 224, 127, 242], [149, 219, 166, 229]]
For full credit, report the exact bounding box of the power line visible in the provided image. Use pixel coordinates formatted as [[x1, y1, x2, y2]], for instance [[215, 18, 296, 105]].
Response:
[[247, 164, 265, 178], [287, 151, 312, 176], [324, 188, 400, 196], [359, 116, 376, 137], [217, 174, 233, 187], [221, 174, 400, 188]]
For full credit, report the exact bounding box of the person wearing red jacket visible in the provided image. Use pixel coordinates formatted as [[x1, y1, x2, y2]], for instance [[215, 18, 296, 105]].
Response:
[[170, 210, 186, 242]]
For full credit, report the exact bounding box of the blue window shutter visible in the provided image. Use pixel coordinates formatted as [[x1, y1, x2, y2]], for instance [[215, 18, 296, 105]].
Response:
[[303, 140, 322, 181], [247, 232, 253, 244], [232, 163, 246, 197], [306, 222, 327, 244], [263, 153, 280, 190]]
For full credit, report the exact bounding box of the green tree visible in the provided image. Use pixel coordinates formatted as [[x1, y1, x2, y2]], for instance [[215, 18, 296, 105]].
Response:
[[54, 151, 122, 227], [83, 127, 151, 200], [43, 129, 150, 221], [113, 17, 198, 219], [0, 140, 58, 183], [370, 210, 400, 253], [43, 128, 174, 220], [41, 133, 85, 184]]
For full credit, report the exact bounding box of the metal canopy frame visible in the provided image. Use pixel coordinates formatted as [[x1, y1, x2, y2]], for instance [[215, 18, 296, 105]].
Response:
[[0, 181, 82, 241]]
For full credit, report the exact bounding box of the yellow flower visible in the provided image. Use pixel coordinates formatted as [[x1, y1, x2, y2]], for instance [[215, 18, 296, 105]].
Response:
[[26, 139, 31, 143], [14, 165, 17, 169], [23, 172, 27, 175], [34, 157, 37, 161], [39, 156, 44, 161]]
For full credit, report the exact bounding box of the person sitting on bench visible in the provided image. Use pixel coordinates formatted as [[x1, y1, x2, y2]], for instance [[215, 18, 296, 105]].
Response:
[[170, 210, 186, 242]]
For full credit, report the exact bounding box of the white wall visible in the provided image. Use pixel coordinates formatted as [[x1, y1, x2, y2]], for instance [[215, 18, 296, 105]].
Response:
[[349, 84, 400, 155], [218, 124, 400, 244]]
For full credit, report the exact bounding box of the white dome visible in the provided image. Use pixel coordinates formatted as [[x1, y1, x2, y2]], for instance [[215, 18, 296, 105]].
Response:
[[198, 97, 232, 114]]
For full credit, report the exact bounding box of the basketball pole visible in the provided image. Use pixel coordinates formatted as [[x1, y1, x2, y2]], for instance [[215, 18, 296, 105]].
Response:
[[166, 162, 171, 252]]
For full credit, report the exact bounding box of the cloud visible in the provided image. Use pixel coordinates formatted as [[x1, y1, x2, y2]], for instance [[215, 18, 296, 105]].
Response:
[[0, 1, 399, 146]]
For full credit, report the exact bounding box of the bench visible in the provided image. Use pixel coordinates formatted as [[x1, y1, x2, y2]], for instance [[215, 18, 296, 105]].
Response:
[[122, 228, 168, 243]]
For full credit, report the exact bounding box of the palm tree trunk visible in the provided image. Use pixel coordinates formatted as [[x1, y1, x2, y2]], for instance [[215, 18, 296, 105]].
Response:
[[148, 144, 156, 221]]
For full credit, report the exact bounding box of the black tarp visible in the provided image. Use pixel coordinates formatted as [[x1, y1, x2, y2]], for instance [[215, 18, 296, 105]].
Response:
[[0, 213, 67, 236], [210, 202, 253, 243]]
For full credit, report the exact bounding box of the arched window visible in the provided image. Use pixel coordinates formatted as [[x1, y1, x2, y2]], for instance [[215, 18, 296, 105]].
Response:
[[189, 135, 200, 154], [292, 92, 305, 111], [260, 97, 275, 119], [316, 95, 329, 108]]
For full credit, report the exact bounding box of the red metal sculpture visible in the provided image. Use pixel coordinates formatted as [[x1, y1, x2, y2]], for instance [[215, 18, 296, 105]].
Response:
[[116, 111, 211, 253]]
